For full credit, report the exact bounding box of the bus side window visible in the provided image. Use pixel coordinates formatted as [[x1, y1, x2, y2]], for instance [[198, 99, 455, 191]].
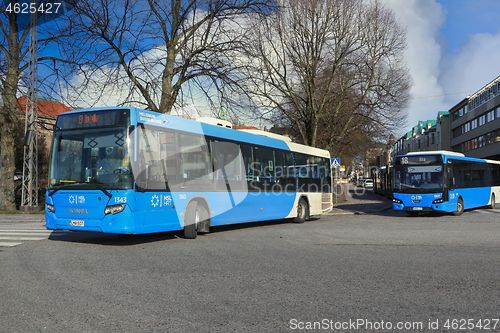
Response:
[[241, 144, 253, 181], [285, 152, 296, 190], [179, 133, 212, 181], [253, 146, 275, 183], [275, 151, 285, 181]]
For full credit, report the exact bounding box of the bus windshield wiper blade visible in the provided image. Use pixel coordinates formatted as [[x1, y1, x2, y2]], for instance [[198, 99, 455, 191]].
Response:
[[48, 183, 86, 196], [48, 182, 112, 198], [90, 182, 112, 198]]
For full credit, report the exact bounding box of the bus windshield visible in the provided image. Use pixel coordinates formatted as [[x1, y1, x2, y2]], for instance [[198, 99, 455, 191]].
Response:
[[49, 127, 133, 190], [393, 164, 444, 194]]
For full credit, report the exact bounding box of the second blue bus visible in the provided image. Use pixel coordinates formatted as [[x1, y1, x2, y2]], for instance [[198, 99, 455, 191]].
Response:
[[392, 151, 500, 215]]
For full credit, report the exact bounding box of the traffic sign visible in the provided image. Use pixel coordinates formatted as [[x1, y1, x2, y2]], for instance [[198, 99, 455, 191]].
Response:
[[331, 158, 340, 168]]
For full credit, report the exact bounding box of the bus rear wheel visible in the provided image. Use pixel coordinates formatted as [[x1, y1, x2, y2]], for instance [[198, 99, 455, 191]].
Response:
[[489, 194, 496, 209], [453, 198, 464, 216], [293, 198, 309, 223]]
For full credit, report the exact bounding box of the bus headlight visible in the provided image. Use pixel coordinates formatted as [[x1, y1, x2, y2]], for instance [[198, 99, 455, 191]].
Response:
[[432, 198, 444, 204], [105, 204, 126, 215], [393, 198, 403, 204], [46, 204, 55, 213]]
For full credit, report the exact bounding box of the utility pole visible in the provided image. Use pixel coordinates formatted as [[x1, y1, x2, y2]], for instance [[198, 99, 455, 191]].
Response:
[[20, 1, 39, 213]]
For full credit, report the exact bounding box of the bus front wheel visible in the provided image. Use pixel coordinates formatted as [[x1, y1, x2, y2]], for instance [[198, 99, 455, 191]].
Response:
[[453, 198, 464, 216], [183, 201, 199, 239], [293, 198, 309, 223]]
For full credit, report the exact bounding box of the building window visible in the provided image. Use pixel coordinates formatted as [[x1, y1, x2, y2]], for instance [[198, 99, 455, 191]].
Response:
[[487, 132, 494, 145], [479, 115, 486, 126], [472, 138, 478, 150], [487, 110, 495, 122]]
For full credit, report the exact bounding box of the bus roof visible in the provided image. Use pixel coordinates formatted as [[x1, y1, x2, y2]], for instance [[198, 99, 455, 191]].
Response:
[[400, 150, 495, 164], [406, 150, 465, 157]]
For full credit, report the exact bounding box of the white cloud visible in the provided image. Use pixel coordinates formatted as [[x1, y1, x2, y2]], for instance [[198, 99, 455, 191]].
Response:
[[381, 0, 448, 132], [382, 0, 500, 136], [440, 31, 500, 102]]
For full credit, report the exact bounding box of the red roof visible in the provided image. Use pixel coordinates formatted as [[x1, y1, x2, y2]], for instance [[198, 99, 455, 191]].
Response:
[[17, 96, 72, 117], [233, 125, 260, 130]]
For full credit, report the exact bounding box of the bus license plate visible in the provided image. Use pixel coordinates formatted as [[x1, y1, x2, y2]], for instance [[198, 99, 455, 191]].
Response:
[[412, 207, 423, 211], [70, 220, 85, 227]]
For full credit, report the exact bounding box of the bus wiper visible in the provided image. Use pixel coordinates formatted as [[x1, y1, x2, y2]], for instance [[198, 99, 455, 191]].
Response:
[[89, 182, 113, 198], [48, 182, 112, 198], [48, 183, 84, 196]]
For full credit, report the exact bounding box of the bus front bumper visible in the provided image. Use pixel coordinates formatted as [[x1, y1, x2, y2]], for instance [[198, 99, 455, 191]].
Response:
[[45, 205, 136, 234], [393, 202, 453, 212]]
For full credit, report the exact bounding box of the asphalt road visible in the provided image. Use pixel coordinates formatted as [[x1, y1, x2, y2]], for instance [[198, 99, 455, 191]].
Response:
[[0, 202, 499, 332]]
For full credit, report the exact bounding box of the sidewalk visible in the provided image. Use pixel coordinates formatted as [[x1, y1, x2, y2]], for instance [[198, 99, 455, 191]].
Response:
[[327, 183, 393, 215], [0, 213, 45, 223]]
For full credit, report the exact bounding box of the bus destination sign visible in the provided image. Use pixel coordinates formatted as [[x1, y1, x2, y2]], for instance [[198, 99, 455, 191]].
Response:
[[56, 109, 130, 129], [395, 155, 443, 165]]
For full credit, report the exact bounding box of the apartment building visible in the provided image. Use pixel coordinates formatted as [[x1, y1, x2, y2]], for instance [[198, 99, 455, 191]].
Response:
[[450, 76, 500, 160], [391, 111, 449, 159]]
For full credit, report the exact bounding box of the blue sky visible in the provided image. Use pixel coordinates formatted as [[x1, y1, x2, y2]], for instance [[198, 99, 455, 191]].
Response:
[[382, 0, 500, 135], [438, 0, 500, 53]]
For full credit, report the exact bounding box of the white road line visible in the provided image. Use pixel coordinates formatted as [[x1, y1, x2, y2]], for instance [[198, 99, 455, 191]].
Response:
[[0, 230, 67, 236], [0, 242, 23, 247], [0, 227, 72, 247], [0, 237, 46, 241], [0, 228, 52, 234]]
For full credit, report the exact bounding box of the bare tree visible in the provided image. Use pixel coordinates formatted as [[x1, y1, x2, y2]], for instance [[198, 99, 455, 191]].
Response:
[[241, 0, 410, 150], [0, 3, 35, 210], [0, 1, 74, 211], [54, 0, 273, 114]]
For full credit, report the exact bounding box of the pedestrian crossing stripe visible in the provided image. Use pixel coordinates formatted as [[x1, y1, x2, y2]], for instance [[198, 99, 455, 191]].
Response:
[[0, 227, 70, 247], [0, 242, 23, 247]]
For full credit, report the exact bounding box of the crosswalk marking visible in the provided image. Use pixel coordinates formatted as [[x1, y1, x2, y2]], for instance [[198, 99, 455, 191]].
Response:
[[0, 242, 23, 247], [0, 225, 70, 247], [0, 236, 46, 241]]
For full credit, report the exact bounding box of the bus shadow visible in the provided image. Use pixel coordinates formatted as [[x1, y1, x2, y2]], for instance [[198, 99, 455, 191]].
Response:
[[201, 218, 295, 235], [48, 230, 179, 246], [47, 218, 299, 245]]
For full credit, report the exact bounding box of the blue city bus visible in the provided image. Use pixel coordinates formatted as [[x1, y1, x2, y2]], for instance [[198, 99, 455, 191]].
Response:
[[392, 151, 500, 216], [45, 107, 333, 238]]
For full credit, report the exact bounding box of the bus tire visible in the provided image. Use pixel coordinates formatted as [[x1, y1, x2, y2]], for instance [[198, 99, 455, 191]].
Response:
[[293, 197, 309, 223], [453, 197, 464, 216], [197, 202, 211, 234], [183, 201, 199, 239], [489, 194, 496, 209]]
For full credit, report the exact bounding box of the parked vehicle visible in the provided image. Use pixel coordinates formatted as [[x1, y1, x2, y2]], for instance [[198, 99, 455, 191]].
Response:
[[363, 179, 374, 188]]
